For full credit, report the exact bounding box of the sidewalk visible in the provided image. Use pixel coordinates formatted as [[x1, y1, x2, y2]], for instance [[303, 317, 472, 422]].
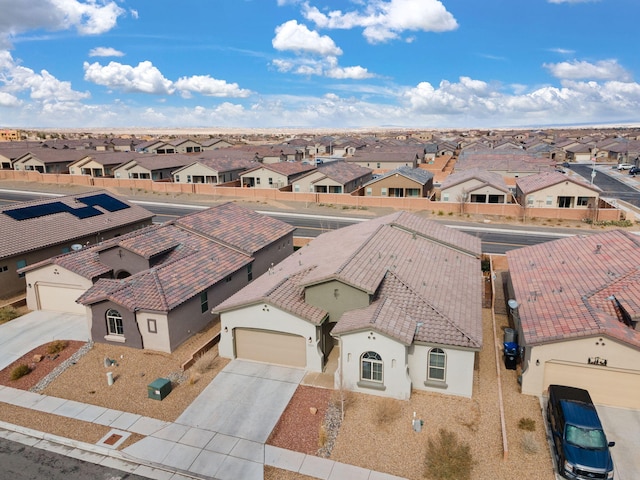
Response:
[[0, 364, 406, 480]]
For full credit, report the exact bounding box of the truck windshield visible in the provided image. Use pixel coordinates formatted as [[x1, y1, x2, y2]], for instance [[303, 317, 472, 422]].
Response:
[[565, 424, 607, 449]]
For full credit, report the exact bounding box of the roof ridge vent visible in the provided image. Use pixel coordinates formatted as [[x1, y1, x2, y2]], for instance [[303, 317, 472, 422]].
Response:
[[595, 244, 602, 254]]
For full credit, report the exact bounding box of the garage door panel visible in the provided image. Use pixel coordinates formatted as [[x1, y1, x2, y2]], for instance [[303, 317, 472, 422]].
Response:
[[235, 329, 306, 368], [37, 283, 86, 314], [544, 361, 640, 409]]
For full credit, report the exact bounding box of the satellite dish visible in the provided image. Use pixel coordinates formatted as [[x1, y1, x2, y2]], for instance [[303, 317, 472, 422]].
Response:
[[508, 299, 519, 309], [70, 244, 83, 251]]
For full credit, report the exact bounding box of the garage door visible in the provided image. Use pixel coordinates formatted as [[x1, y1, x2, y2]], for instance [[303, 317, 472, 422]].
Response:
[[36, 283, 86, 315], [544, 360, 640, 409], [235, 328, 306, 368]]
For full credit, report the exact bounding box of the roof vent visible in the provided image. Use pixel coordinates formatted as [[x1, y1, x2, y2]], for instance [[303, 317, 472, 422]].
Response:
[[595, 244, 602, 254]]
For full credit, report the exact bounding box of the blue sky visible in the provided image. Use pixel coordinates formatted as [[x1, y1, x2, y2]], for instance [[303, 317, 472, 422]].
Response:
[[0, 0, 639, 129]]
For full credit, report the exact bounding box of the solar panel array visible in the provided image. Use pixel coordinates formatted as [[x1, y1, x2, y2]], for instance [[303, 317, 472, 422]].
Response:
[[3, 193, 131, 221]]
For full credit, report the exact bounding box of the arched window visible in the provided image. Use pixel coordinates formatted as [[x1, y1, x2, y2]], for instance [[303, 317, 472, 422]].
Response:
[[106, 309, 124, 336], [361, 351, 383, 383], [428, 348, 446, 382]]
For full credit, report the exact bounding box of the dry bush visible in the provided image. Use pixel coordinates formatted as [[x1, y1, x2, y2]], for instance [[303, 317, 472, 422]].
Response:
[[455, 400, 480, 432], [0, 307, 19, 324], [318, 424, 328, 448], [521, 431, 540, 454], [10, 364, 32, 381], [47, 340, 68, 355], [188, 372, 201, 385], [330, 388, 355, 420], [192, 351, 218, 374], [518, 417, 536, 432], [374, 397, 402, 427], [424, 428, 474, 480]]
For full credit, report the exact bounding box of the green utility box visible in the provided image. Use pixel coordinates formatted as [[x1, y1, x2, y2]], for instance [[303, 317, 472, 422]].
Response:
[[147, 378, 172, 401]]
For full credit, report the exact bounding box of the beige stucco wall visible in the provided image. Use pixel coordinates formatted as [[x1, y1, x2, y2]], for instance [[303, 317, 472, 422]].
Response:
[[241, 168, 289, 188], [135, 310, 171, 353], [520, 335, 640, 396], [173, 164, 217, 183], [304, 280, 370, 324], [350, 159, 417, 171], [441, 178, 508, 203], [337, 331, 412, 399], [292, 171, 324, 193], [24, 264, 92, 313], [365, 175, 426, 197], [69, 158, 106, 176], [218, 303, 324, 371], [520, 180, 598, 208], [408, 344, 477, 398]]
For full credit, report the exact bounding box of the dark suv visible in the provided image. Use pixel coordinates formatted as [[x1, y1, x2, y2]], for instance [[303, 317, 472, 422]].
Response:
[[547, 385, 615, 479]]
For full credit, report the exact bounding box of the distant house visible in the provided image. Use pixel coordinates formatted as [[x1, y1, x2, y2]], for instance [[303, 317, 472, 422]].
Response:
[[171, 157, 256, 184], [515, 171, 600, 209], [440, 168, 511, 204], [12, 150, 91, 174], [240, 162, 316, 188], [363, 166, 434, 197], [214, 211, 483, 400], [68, 152, 141, 177], [347, 151, 418, 173], [1, 191, 154, 299], [291, 161, 372, 193], [22, 203, 295, 353], [506, 230, 640, 409], [200, 138, 233, 150], [455, 150, 555, 177], [564, 143, 593, 163], [112, 154, 193, 180]]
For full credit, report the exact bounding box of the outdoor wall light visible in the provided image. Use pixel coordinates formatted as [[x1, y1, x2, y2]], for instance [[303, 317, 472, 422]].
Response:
[[308, 336, 312, 344], [536, 359, 540, 366], [224, 326, 228, 333]]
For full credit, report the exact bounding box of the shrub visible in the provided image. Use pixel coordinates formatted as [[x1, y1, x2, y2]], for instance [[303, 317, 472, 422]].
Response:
[[521, 431, 540, 454], [10, 364, 32, 381], [424, 428, 473, 480], [192, 351, 218, 374], [47, 340, 68, 355], [375, 398, 402, 426], [518, 417, 536, 431], [318, 424, 328, 448], [437, 210, 444, 216], [0, 306, 19, 324]]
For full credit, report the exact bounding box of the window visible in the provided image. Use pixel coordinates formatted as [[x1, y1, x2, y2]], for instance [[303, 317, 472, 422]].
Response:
[[577, 196, 590, 206], [428, 348, 446, 381], [175, 175, 180, 182], [268, 177, 273, 185], [187, 175, 192, 183], [200, 291, 208, 314], [381, 188, 387, 196], [366, 187, 372, 196], [442, 193, 449, 202], [527, 195, 534, 206], [256, 178, 261, 185], [376, 163, 381, 169], [106, 309, 124, 336], [294, 184, 300, 192], [546, 196, 553, 206], [247, 263, 253, 281], [407, 188, 420, 197], [0, 265, 8, 273], [558, 196, 572, 208], [225, 275, 232, 283], [16, 259, 26, 278], [360, 351, 383, 383], [147, 318, 157, 334]]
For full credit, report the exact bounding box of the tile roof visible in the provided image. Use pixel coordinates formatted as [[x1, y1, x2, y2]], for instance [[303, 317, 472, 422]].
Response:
[[14, 149, 91, 164], [440, 167, 509, 192], [174, 202, 295, 255], [242, 162, 316, 177], [506, 230, 640, 349], [0, 191, 154, 260], [314, 161, 372, 184], [365, 166, 433, 187], [456, 150, 554, 173], [215, 211, 482, 348], [516, 171, 600, 195]]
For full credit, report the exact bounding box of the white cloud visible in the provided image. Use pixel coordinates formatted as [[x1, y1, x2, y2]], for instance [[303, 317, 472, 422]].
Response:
[[83, 60, 175, 94], [0, 50, 90, 102], [174, 75, 252, 98], [549, 48, 575, 55], [0, 0, 125, 45], [89, 46, 125, 57], [301, 0, 458, 44], [272, 55, 373, 79], [325, 64, 374, 80], [0, 91, 21, 107], [272, 20, 342, 56], [544, 59, 632, 81]]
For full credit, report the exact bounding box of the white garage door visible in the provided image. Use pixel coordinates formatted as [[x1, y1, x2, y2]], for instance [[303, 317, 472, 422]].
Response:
[[235, 328, 306, 368], [36, 283, 86, 315], [544, 360, 640, 409]]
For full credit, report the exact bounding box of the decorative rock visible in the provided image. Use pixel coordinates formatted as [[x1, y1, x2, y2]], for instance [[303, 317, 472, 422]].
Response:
[[33, 354, 43, 363], [309, 407, 318, 415]]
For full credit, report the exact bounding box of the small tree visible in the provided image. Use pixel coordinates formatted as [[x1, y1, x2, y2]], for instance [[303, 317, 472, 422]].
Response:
[[424, 428, 473, 480]]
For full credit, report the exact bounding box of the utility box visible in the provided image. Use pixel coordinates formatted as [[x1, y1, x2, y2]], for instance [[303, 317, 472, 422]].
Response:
[[147, 378, 172, 401]]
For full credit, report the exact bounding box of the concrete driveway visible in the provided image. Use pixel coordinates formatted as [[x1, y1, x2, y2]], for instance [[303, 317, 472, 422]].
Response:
[[176, 359, 305, 443], [0, 310, 90, 369], [597, 405, 640, 480]]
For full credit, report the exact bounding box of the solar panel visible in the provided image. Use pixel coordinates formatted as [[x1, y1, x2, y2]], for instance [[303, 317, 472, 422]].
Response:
[[80, 193, 130, 212], [71, 206, 102, 219], [4, 202, 67, 220]]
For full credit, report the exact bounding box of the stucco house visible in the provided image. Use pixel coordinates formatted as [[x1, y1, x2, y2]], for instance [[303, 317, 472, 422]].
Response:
[[506, 230, 640, 409], [22, 203, 295, 353], [347, 151, 418, 173], [171, 157, 256, 184], [515, 171, 600, 209], [291, 161, 372, 194], [12, 150, 91, 174], [363, 166, 434, 197], [112, 154, 192, 180], [68, 152, 141, 177], [440, 168, 511, 204], [214, 211, 483, 400], [1, 191, 154, 299], [240, 162, 316, 189]]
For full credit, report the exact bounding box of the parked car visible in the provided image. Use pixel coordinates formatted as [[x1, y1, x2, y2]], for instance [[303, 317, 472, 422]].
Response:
[[616, 163, 634, 170], [629, 166, 640, 175], [547, 384, 615, 480]]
